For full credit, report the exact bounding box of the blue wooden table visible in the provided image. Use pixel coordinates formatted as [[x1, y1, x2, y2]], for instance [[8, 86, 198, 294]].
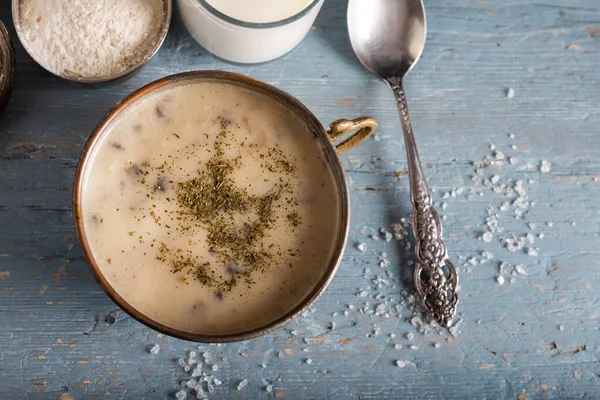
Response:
[[1, 1, 599, 398]]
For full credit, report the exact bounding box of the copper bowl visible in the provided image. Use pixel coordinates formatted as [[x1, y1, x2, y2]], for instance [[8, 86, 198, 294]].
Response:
[[73, 71, 377, 342], [0, 21, 15, 111]]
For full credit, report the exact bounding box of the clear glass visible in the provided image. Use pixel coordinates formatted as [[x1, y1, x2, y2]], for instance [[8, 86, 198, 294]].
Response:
[[178, 0, 324, 63]]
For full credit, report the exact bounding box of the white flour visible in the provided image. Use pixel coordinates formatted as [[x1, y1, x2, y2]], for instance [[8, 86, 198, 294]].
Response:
[[19, 0, 165, 80]]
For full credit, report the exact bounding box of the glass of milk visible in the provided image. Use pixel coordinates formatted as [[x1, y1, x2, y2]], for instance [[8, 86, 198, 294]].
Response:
[[178, 0, 324, 63]]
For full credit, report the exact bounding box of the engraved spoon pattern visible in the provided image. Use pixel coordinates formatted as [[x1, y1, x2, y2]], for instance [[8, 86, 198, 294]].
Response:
[[347, 0, 458, 327]]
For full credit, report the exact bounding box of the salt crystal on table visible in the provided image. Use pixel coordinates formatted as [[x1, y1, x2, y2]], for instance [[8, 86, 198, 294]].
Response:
[[150, 344, 160, 354], [395, 343, 402, 349], [385, 231, 393, 242], [306, 358, 313, 365], [482, 232, 493, 242], [558, 325, 565, 331], [187, 379, 198, 389], [527, 248, 539, 257], [509, 157, 518, 165], [211, 365, 218, 371], [266, 384, 274, 392], [405, 332, 414, 340], [178, 358, 186, 367], [515, 265, 528, 275], [237, 379, 249, 390], [175, 390, 187, 400], [546, 221, 553, 227], [409, 345, 419, 350], [540, 160, 552, 173], [496, 276, 505, 285], [434, 343, 442, 349], [395, 360, 406, 368], [357, 242, 367, 252], [213, 378, 222, 386], [506, 88, 515, 98]]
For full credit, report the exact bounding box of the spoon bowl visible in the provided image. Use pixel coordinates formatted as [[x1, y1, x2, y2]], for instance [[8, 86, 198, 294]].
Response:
[[348, 0, 426, 78], [348, 0, 458, 327]]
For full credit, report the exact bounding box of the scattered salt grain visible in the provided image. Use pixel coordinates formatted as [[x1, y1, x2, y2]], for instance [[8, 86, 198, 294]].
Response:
[[405, 332, 414, 341], [527, 248, 539, 257], [540, 160, 552, 173], [558, 325, 565, 331], [538, 233, 544, 239], [482, 251, 494, 260], [496, 276, 505, 285], [494, 151, 505, 160], [434, 343, 442, 349], [509, 133, 516, 139], [395, 360, 406, 368], [506, 88, 515, 98], [305, 358, 313, 365], [571, 221, 576, 227], [546, 221, 553, 227], [449, 319, 463, 337], [178, 358, 186, 367], [384, 231, 393, 242], [237, 379, 249, 390], [175, 390, 187, 400], [266, 384, 273, 393], [357, 242, 367, 252], [409, 345, 419, 351], [514, 265, 528, 276], [394, 343, 403, 350], [509, 157, 518, 165], [150, 344, 160, 354], [211, 365, 218, 371], [482, 232, 493, 242]]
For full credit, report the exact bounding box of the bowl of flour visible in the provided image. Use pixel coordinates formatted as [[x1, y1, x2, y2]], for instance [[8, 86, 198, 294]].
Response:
[[12, 0, 171, 83]]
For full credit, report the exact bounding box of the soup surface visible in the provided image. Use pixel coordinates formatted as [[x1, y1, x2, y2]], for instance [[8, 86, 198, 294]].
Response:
[[80, 79, 341, 335]]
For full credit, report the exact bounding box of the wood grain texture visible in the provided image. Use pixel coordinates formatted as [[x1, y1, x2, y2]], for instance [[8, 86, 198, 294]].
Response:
[[0, 0, 599, 398]]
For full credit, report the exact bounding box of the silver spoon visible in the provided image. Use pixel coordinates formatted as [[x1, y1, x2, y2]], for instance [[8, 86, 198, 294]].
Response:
[[347, 0, 458, 327]]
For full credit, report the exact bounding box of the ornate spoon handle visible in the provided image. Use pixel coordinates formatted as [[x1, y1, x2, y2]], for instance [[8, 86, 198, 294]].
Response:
[[386, 76, 458, 327]]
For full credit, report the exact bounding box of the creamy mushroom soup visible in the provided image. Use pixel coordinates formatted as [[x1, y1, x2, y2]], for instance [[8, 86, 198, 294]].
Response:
[[80, 80, 340, 335]]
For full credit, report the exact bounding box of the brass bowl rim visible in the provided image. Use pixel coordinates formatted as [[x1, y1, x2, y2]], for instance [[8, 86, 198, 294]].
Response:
[[0, 20, 15, 111], [11, 0, 172, 84], [73, 70, 351, 343]]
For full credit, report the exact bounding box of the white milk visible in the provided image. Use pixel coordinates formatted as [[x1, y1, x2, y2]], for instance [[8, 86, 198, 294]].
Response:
[[178, 0, 324, 63], [204, 0, 312, 23], [80, 79, 340, 335]]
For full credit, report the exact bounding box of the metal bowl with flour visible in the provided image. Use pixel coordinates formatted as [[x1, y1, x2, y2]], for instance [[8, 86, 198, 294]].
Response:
[[12, 0, 172, 83]]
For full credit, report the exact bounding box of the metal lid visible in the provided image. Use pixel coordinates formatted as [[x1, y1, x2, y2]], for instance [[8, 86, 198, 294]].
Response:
[[0, 20, 15, 111]]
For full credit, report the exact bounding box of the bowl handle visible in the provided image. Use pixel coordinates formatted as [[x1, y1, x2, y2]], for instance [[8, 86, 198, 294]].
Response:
[[327, 117, 378, 154]]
